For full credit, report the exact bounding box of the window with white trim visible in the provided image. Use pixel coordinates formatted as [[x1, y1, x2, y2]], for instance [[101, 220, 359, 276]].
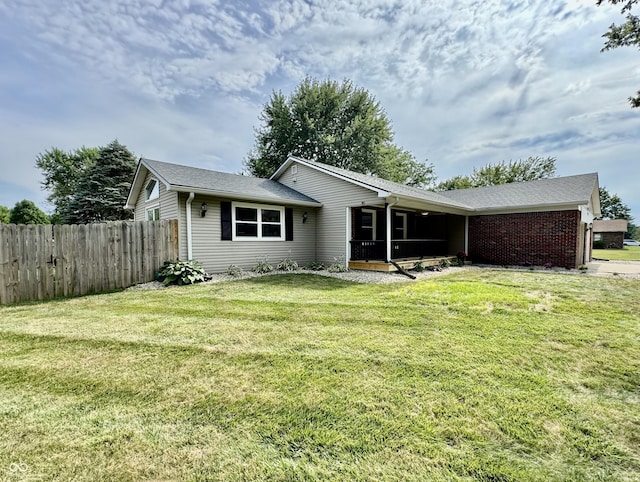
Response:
[[145, 179, 159, 201], [232, 202, 285, 240], [146, 205, 160, 221]]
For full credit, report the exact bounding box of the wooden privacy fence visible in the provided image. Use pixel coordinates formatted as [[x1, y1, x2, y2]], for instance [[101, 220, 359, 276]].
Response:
[[0, 220, 179, 304]]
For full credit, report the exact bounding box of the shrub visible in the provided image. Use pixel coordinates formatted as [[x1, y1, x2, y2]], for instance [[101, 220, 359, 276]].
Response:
[[156, 260, 211, 286], [413, 260, 425, 272], [327, 256, 349, 273], [277, 257, 299, 271], [593, 240, 605, 249], [439, 258, 452, 268], [226, 264, 243, 277], [456, 249, 467, 267], [253, 257, 274, 274], [301, 261, 327, 271]]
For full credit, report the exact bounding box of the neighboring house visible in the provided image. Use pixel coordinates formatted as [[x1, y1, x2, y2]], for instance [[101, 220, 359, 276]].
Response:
[[125, 156, 600, 272], [592, 219, 628, 249]]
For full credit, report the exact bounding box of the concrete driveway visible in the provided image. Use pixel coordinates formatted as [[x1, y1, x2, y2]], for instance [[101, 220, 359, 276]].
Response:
[[588, 260, 640, 277]]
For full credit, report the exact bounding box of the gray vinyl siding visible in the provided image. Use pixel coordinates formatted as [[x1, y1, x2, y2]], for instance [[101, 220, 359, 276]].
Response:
[[179, 194, 317, 273], [275, 162, 381, 264]]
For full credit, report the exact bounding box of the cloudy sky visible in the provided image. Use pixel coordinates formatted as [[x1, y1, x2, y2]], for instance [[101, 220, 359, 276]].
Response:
[[1, 0, 638, 219]]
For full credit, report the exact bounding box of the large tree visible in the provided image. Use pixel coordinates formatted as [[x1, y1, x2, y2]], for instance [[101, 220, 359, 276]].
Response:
[[598, 186, 633, 220], [597, 0, 640, 107], [244, 78, 435, 187], [435, 157, 557, 191], [36, 146, 100, 218], [62, 140, 137, 224], [9, 200, 50, 225]]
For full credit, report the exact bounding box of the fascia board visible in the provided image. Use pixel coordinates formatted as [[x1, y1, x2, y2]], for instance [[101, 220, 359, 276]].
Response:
[[167, 185, 323, 207]]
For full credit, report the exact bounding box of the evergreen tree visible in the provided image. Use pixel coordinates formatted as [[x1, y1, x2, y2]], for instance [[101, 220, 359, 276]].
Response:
[[63, 140, 137, 223], [245, 77, 435, 187], [9, 200, 50, 224]]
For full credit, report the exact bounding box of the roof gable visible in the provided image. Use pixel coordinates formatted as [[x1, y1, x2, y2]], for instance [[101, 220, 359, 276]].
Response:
[[272, 156, 473, 211], [126, 158, 321, 208]]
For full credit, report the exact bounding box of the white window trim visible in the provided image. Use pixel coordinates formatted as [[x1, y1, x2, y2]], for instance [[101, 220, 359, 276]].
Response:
[[145, 178, 159, 201], [146, 204, 160, 221], [394, 212, 407, 240], [362, 208, 377, 241], [232, 201, 285, 241]]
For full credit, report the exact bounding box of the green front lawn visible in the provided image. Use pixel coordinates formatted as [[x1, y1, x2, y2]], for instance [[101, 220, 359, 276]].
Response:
[[1, 271, 639, 481], [594, 245, 640, 260]]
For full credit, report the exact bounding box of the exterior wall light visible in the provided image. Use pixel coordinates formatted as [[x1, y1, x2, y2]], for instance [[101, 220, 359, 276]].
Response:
[[302, 211, 308, 223], [200, 202, 208, 217]]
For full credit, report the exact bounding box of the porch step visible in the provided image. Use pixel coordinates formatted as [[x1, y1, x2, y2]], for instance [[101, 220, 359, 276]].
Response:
[[349, 257, 456, 272]]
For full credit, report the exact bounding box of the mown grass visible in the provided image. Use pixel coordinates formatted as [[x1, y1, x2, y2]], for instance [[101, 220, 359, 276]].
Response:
[[1, 270, 639, 481], [594, 245, 640, 260]]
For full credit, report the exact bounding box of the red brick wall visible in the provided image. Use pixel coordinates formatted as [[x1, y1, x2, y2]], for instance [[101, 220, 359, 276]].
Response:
[[468, 210, 581, 269]]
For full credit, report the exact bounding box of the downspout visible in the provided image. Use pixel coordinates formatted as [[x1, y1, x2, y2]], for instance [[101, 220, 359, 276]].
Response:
[[186, 192, 195, 260], [385, 196, 399, 262]]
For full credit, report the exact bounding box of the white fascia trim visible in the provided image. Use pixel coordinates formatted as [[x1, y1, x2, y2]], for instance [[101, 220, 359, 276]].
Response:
[[166, 186, 323, 208], [124, 159, 172, 209], [384, 195, 471, 215], [471, 202, 585, 216]]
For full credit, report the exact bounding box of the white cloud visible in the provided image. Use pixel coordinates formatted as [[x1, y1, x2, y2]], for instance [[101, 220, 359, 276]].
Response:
[[0, 0, 638, 217]]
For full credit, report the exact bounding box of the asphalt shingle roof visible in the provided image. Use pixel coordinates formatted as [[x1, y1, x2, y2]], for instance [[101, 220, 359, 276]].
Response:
[[286, 157, 597, 212], [436, 173, 599, 210], [142, 158, 320, 205], [592, 219, 628, 233]]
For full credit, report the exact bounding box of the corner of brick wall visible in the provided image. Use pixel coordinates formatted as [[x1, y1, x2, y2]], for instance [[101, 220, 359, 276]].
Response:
[[468, 210, 580, 269]]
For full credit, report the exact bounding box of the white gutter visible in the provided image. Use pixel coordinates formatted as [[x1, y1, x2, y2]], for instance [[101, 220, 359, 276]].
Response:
[[385, 197, 399, 262], [186, 192, 195, 260]]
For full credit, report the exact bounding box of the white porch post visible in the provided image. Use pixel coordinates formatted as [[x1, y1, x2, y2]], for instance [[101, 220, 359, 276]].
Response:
[[385, 202, 392, 262], [345, 207, 351, 266]]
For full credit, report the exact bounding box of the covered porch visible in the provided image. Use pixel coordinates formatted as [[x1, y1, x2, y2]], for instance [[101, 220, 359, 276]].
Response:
[[348, 205, 466, 271]]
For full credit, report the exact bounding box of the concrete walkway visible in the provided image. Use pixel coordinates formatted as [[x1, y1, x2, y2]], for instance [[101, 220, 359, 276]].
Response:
[[588, 259, 640, 276]]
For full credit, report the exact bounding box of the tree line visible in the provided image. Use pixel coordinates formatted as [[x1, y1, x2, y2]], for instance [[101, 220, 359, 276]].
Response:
[[2, 77, 636, 238]]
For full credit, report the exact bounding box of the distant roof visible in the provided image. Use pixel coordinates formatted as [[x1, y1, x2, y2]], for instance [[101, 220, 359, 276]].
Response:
[[127, 158, 321, 207], [437, 173, 600, 212], [593, 219, 628, 233], [273, 157, 473, 211]]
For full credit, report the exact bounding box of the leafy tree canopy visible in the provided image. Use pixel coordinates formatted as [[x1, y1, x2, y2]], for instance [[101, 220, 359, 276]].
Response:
[[9, 200, 50, 225], [598, 186, 633, 221], [62, 140, 137, 224], [36, 146, 99, 218], [597, 0, 640, 107], [0, 205, 10, 223], [435, 157, 557, 191], [244, 77, 435, 187]]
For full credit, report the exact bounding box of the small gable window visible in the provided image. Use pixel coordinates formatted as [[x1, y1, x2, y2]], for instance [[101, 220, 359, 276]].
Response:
[[145, 179, 159, 201]]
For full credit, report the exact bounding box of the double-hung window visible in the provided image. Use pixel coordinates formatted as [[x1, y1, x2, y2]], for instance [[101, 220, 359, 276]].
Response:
[[232, 202, 285, 241]]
